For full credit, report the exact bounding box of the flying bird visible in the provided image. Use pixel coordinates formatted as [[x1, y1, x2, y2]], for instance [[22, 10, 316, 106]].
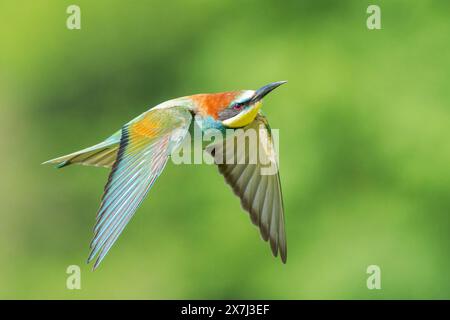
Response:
[[44, 81, 287, 269]]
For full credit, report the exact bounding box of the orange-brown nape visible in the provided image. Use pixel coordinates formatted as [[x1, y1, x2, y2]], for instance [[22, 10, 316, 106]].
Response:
[[191, 91, 241, 119]]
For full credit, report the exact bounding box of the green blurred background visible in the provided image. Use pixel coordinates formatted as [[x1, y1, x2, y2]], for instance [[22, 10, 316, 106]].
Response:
[[1, 0, 449, 299]]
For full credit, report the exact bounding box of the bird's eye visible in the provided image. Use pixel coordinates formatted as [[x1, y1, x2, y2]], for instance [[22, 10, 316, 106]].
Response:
[[233, 103, 244, 111]]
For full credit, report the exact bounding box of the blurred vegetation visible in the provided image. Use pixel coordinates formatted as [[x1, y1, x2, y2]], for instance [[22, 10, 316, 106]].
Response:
[[0, 0, 449, 299]]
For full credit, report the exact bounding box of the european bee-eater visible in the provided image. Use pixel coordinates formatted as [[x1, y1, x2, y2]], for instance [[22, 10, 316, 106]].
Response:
[[44, 81, 287, 269]]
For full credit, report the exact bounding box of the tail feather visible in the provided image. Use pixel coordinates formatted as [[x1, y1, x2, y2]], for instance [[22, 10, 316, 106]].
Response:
[[43, 140, 120, 169]]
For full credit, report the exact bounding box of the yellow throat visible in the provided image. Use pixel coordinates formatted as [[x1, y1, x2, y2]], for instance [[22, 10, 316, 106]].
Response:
[[222, 101, 262, 128]]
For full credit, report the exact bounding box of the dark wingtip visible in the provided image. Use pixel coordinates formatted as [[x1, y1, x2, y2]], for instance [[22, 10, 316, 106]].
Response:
[[270, 239, 278, 258], [92, 259, 101, 271], [86, 249, 96, 264], [280, 248, 287, 264], [86, 254, 100, 271]]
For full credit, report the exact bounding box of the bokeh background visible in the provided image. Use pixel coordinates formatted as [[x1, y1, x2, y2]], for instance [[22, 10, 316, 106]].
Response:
[[1, 0, 449, 299]]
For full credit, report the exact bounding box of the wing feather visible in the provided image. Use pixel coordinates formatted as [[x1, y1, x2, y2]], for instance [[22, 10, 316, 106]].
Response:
[[87, 107, 192, 269], [209, 114, 287, 263]]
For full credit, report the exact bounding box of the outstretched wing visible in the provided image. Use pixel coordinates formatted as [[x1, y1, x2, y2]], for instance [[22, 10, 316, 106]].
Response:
[[208, 114, 286, 263], [88, 106, 192, 269]]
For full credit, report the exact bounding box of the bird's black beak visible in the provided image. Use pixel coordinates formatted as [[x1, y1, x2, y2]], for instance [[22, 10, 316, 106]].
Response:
[[251, 81, 287, 103]]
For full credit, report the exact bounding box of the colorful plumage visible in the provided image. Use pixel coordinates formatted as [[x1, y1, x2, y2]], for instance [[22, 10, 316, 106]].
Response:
[[44, 81, 287, 269]]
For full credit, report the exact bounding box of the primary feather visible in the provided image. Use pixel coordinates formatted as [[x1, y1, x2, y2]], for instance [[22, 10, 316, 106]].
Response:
[[207, 114, 287, 263], [86, 107, 191, 268]]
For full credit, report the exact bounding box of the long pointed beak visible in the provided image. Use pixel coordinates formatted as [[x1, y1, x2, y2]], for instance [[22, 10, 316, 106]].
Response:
[[251, 81, 287, 103]]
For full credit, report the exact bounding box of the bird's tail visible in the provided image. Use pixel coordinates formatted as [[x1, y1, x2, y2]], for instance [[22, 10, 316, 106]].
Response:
[[43, 137, 120, 169]]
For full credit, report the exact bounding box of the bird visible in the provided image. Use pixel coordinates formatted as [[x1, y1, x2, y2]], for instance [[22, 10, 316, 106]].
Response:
[[44, 81, 287, 269]]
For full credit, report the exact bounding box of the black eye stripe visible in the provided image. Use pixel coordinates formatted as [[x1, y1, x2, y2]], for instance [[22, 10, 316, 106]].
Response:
[[217, 104, 245, 121]]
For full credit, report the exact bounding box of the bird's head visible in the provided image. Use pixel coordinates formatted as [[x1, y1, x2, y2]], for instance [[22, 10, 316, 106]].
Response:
[[190, 81, 287, 128]]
